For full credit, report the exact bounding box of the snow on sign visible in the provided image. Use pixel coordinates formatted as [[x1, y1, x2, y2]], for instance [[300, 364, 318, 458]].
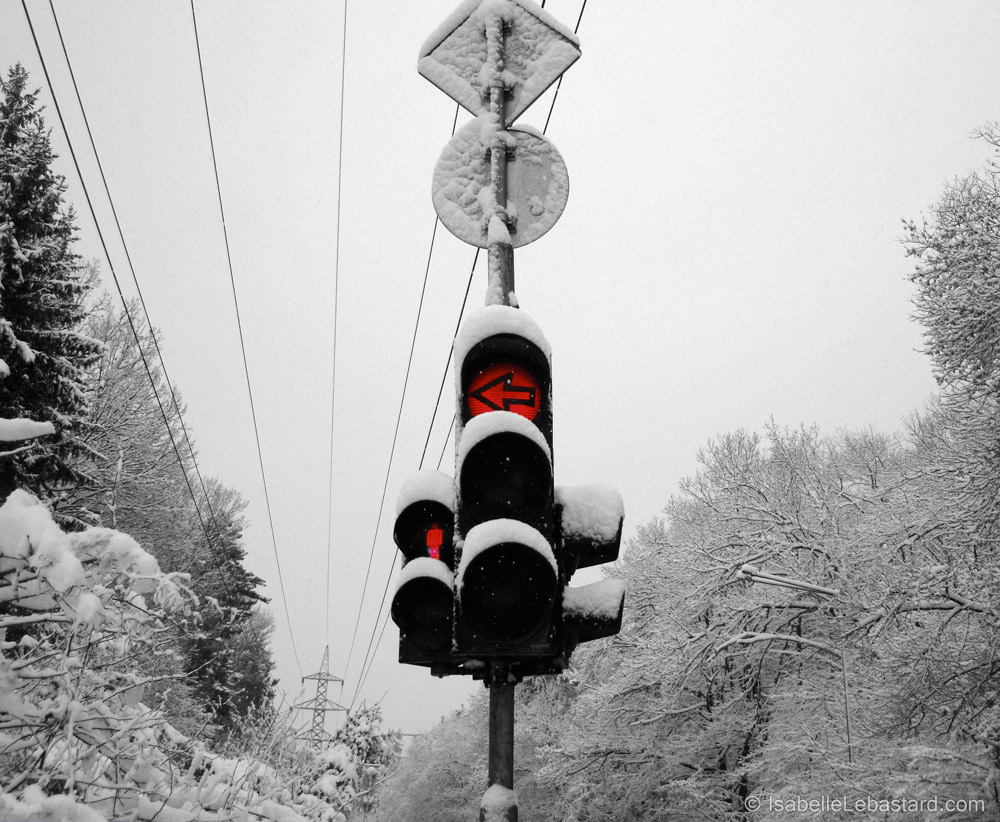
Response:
[[433, 116, 569, 248], [418, 0, 581, 127]]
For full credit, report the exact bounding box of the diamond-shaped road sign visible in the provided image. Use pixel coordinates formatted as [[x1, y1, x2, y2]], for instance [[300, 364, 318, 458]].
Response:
[[418, 0, 581, 128]]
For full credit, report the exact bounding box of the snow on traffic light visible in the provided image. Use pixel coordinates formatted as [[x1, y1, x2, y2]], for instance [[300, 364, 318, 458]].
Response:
[[391, 305, 626, 680], [454, 307, 559, 663], [391, 470, 456, 664], [556, 483, 626, 651]]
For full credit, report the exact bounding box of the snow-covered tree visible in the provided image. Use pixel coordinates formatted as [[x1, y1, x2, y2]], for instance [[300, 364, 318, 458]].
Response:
[[308, 705, 400, 819], [69, 297, 195, 540], [66, 300, 274, 736], [178, 478, 269, 737], [0, 488, 200, 818], [373, 702, 486, 822], [906, 124, 1000, 400], [373, 681, 569, 822], [0, 489, 397, 821], [0, 65, 102, 511]]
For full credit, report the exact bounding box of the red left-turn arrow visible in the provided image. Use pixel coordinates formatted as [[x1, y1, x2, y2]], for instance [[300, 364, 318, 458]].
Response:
[[466, 362, 541, 422]]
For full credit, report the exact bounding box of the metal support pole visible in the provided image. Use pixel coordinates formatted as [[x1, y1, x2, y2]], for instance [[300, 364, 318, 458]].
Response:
[[485, 13, 514, 307], [481, 663, 517, 822]]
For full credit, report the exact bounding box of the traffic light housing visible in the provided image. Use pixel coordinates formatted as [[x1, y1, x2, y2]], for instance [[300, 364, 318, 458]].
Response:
[[392, 306, 626, 680], [453, 307, 559, 663], [557, 483, 626, 653], [391, 470, 456, 666]]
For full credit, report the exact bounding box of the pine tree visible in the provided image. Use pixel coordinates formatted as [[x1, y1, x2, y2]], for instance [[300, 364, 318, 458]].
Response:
[[179, 478, 270, 737], [0, 64, 101, 509]]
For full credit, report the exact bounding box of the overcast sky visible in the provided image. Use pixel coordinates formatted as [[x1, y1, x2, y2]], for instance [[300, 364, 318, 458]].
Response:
[[2, 0, 999, 734]]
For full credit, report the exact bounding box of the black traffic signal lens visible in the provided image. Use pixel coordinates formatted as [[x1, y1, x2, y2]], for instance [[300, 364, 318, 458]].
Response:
[[459, 432, 551, 528], [391, 576, 452, 653], [460, 541, 557, 645]]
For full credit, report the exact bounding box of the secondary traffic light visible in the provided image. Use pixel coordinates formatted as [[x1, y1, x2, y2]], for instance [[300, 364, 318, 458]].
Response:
[[391, 470, 456, 664], [453, 306, 559, 661], [556, 483, 626, 653]]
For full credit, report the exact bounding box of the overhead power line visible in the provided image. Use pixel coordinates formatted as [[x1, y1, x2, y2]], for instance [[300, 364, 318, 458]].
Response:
[[341, 213, 442, 687], [342, 100, 465, 696], [189, 0, 303, 677], [349, 248, 480, 707], [40, 0, 279, 665], [542, 0, 587, 134], [19, 1, 242, 613], [418, 247, 480, 469], [325, 0, 350, 653], [46, 0, 227, 565]]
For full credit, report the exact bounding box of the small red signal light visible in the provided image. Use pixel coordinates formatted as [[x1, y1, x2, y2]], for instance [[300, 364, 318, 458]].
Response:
[[426, 525, 444, 560], [466, 362, 541, 422]]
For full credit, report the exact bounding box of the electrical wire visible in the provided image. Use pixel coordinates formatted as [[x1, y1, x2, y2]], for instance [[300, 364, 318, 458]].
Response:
[[46, 4, 290, 688], [341, 214, 441, 686], [38, 0, 278, 673], [436, 414, 456, 471], [324, 0, 349, 655], [189, 0, 302, 677], [417, 248, 479, 468], [351, 605, 391, 709], [19, 0, 241, 609], [350, 248, 480, 708], [342, 98, 465, 699], [46, 0, 229, 566], [542, 0, 587, 135]]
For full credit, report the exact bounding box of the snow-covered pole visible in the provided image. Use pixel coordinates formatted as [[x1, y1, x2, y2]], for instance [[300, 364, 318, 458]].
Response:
[[485, 12, 515, 308], [483, 662, 518, 822]]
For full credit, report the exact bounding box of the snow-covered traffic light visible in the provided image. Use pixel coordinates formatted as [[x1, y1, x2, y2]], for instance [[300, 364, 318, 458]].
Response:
[[556, 484, 626, 653], [391, 306, 626, 680], [391, 470, 456, 665], [454, 307, 559, 663]]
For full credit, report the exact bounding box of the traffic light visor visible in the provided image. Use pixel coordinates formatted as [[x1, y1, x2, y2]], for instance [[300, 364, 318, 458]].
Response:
[[458, 519, 557, 646], [395, 470, 456, 567], [394, 500, 455, 568], [455, 307, 552, 441], [457, 412, 552, 528], [392, 557, 454, 653]]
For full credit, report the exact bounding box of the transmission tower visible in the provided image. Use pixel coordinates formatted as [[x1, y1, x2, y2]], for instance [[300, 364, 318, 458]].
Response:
[[295, 645, 346, 746]]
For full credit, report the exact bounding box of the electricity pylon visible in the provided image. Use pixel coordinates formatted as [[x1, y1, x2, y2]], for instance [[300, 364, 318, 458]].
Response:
[[295, 645, 346, 746]]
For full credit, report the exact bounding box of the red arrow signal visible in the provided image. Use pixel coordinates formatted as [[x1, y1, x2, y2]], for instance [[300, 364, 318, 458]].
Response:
[[466, 362, 541, 422]]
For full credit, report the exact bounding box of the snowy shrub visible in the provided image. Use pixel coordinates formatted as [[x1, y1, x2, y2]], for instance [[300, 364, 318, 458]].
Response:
[[0, 489, 202, 818], [0, 490, 404, 821]]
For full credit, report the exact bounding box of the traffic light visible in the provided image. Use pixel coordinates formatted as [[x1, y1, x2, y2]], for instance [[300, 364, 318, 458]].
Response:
[[391, 305, 626, 679], [391, 470, 456, 666], [453, 306, 560, 663], [556, 483, 626, 654]]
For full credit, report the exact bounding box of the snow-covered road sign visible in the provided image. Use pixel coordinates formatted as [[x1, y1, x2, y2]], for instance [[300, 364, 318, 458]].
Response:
[[432, 117, 569, 248], [419, 0, 581, 128]]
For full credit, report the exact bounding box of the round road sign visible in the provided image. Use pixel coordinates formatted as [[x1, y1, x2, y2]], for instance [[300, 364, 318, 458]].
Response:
[[432, 116, 570, 249]]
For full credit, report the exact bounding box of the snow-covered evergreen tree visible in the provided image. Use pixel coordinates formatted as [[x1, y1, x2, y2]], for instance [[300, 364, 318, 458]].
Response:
[[0, 65, 102, 511], [309, 705, 400, 818]]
